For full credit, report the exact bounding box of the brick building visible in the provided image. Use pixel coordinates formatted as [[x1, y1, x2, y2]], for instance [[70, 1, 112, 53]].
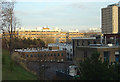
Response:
[[15, 49, 66, 62]]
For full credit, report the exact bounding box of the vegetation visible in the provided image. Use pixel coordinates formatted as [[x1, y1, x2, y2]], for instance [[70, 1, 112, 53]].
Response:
[[2, 37, 45, 49], [2, 49, 37, 80], [78, 52, 120, 80], [1, 1, 20, 59]]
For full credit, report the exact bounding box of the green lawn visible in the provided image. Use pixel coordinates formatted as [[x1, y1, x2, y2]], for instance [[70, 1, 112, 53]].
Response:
[[2, 49, 37, 80]]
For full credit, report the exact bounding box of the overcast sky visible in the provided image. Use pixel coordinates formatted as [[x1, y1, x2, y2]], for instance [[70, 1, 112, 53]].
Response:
[[14, 0, 120, 31]]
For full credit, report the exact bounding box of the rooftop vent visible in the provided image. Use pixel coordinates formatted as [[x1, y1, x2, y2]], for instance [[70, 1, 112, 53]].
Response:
[[107, 44, 113, 47]]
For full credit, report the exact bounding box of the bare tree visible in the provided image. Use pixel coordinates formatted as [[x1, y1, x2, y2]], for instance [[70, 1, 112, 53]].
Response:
[[1, 0, 19, 57]]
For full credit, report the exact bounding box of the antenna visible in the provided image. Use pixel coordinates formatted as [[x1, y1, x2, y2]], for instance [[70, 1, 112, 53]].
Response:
[[115, 36, 116, 45], [101, 35, 103, 45], [105, 36, 107, 45]]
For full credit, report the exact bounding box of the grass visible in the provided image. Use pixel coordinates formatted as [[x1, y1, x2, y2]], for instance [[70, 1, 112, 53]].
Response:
[[2, 49, 37, 80]]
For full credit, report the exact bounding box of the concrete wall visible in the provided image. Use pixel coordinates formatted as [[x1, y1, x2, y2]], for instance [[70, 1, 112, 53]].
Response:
[[75, 46, 120, 64], [75, 47, 97, 62]]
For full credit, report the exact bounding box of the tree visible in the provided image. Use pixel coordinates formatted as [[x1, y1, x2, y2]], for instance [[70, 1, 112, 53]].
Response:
[[109, 63, 120, 80], [1, 0, 19, 57], [44, 37, 55, 47], [79, 52, 112, 80]]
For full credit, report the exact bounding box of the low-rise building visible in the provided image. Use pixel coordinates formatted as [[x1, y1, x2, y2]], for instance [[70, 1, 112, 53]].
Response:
[[75, 45, 120, 64], [15, 48, 66, 63], [72, 36, 119, 58], [72, 37, 101, 58], [48, 43, 73, 60]]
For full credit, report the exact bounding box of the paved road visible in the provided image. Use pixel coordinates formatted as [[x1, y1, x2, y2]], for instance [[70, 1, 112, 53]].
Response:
[[26, 61, 73, 80]]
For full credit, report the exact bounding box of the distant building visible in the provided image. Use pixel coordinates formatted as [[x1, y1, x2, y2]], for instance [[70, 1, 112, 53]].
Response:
[[89, 28, 101, 32], [102, 3, 120, 34], [66, 32, 84, 43], [14, 26, 85, 44]]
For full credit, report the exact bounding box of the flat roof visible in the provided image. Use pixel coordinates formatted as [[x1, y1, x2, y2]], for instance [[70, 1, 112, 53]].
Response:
[[77, 46, 120, 49], [15, 49, 64, 52], [71, 37, 96, 40], [48, 43, 72, 47]]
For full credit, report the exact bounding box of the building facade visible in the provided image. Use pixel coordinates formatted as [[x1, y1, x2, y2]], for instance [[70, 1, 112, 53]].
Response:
[[72, 37, 101, 58], [48, 43, 73, 59], [72, 36, 119, 58], [15, 27, 85, 44], [102, 3, 120, 34], [103, 34, 120, 45], [75, 46, 120, 64], [15, 49, 66, 62]]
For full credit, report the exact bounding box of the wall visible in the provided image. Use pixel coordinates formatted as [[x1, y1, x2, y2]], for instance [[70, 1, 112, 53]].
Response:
[[19, 50, 66, 63], [75, 46, 120, 64]]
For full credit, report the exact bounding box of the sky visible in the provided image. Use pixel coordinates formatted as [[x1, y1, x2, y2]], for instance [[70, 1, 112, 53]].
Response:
[[13, 0, 120, 31]]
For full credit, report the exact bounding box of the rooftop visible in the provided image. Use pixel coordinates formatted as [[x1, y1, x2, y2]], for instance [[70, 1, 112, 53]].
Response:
[[15, 48, 64, 52], [77, 45, 120, 49], [48, 43, 72, 47], [71, 37, 96, 40]]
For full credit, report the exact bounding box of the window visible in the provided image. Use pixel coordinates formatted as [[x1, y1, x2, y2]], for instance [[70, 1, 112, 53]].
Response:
[[44, 54, 46, 56], [82, 40, 84, 46], [88, 41, 90, 45], [77, 40, 80, 46], [58, 53, 60, 56], [26, 54, 28, 57], [34, 54, 36, 57], [115, 51, 120, 63], [104, 51, 110, 62], [61, 53, 63, 56], [51, 54, 52, 56], [37, 54, 39, 57], [84, 51, 87, 58], [115, 55, 119, 63], [31, 54, 33, 57], [54, 53, 56, 56], [94, 41, 96, 44]]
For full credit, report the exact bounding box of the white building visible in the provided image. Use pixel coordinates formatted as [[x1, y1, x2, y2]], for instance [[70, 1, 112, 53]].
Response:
[[69, 29, 79, 33], [89, 28, 101, 32], [48, 43, 73, 60], [16, 26, 62, 32]]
